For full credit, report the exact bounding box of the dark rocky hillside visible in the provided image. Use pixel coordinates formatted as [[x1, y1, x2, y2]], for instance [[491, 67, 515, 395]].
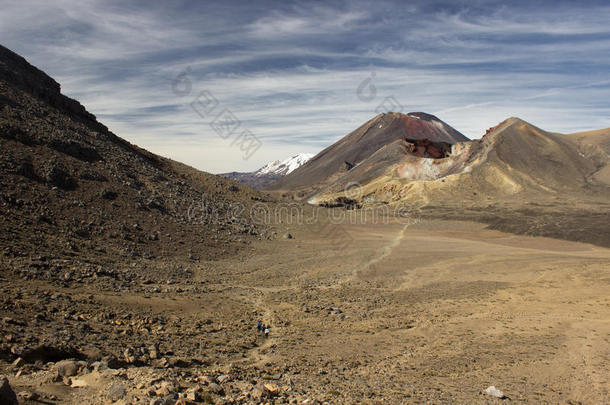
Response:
[[0, 44, 271, 286]]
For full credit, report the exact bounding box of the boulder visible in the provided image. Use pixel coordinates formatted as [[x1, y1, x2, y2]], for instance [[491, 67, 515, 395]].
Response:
[[54, 360, 84, 377], [152, 357, 169, 368], [46, 165, 77, 190], [0, 375, 18, 405]]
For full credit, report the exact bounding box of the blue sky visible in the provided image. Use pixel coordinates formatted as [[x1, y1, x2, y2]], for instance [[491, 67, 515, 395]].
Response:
[[1, 0, 609, 173]]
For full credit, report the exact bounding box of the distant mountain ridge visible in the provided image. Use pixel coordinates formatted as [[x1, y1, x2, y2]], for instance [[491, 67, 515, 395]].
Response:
[[220, 153, 314, 189]]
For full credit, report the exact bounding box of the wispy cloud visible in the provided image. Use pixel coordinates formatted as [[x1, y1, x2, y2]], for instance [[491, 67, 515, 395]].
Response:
[[1, 0, 609, 173], [248, 5, 366, 38]]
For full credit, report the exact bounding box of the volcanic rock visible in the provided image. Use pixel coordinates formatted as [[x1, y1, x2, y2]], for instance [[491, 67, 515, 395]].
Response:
[[0, 375, 18, 405]]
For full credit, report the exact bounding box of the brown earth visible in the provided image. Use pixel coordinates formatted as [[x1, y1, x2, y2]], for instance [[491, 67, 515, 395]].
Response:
[[2, 216, 609, 404]]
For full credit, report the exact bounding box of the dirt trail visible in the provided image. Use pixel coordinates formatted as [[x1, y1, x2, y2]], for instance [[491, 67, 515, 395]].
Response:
[[226, 285, 284, 367], [343, 223, 410, 282], [245, 303, 275, 366]]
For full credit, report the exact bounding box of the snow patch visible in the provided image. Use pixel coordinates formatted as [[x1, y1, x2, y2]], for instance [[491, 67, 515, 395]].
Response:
[[255, 153, 314, 176]]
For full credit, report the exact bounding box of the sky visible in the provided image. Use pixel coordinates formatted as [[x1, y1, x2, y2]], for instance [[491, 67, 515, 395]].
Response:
[[1, 0, 609, 173]]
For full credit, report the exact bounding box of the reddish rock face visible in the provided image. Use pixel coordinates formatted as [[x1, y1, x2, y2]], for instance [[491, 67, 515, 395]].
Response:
[[405, 138, 452, 159]]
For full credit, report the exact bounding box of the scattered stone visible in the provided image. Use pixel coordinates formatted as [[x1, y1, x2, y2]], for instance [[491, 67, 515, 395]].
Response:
[[251, 382, 277, 401], [485, 385, 506, 399], [55, 360, 83, 378], [186, 386, 202, 402], [107, 382, 127, 402], [216, 374, 231, 384], [17, 390, 39, 401], [264, 383, 279, 396], [0, 375, 18, 405], [207, 382, 223, 395], [71, 378, 89, 388], [124, 347, 136, 364], [101, 190, 118, 200], [11, 357, 24, 368], [250, 385, 266, 402], [155, 381, 176, 397], [283, 233, 293, 239], [148, 343, 159, 360], [198, 375, 216, 385], [10, 345, 23, 356]]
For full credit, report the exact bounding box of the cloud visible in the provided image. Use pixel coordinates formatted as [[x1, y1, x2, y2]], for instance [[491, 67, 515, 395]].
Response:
[[248, 5, 366, 38], [1, 0, 609, 173]]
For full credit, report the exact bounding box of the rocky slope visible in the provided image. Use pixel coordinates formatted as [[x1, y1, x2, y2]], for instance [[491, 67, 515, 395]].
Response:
[[561, 127, 610, 186], [0, 43, 273, 286]]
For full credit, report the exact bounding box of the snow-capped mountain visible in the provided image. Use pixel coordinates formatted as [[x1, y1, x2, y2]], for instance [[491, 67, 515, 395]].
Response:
[[219, 153, 314, 189], [255, 153, 314, 177]]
